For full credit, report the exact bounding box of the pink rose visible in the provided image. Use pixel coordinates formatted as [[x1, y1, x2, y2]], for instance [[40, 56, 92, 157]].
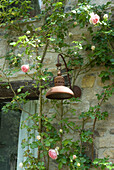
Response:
[[89, 13, 100, 25], [73, 155, 77, 160], [21, 65, 29, 73], [48, 149, 57, 160], [74, 21, 77, 25]]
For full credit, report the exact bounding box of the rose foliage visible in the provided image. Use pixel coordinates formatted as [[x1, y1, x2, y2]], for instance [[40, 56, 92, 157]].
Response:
[[0, 0, 114, 170]]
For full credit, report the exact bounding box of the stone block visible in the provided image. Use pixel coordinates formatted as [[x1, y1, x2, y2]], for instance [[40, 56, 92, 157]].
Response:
[[98, 136, 114, 148], [82, 74, 96, 88], [110, 129, 114, 134]]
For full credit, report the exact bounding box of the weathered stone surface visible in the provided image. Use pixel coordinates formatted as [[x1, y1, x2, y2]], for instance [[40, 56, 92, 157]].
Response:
[[96, 128, 107, 137], [103, 149, 114, 159], [81, 74, 96, 88], [110, 129, 114, 134], [97, 77, 113, 87], [91, 0, 112, 5], [0, 39, 8, 57], [98, 136, 114, 148], [81, 88, 98, 101], [98, 148, 114, 159], [71, 101, 90, 114]]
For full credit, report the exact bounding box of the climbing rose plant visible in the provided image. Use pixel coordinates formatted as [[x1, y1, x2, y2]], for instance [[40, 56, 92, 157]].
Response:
[[0, 0, 114, 170]]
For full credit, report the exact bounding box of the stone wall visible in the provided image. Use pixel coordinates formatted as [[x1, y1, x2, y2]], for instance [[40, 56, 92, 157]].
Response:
[[0, 0, 114, 169]]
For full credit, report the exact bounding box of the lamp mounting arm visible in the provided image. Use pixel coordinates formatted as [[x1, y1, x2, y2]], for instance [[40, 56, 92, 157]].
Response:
[[57, 54, 72, 89]]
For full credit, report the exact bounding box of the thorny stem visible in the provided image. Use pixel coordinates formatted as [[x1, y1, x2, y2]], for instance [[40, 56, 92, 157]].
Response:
[[38, 78, 42, 161], [42, 138, 47, 169], [72, 68, 76, 87], [71, 163, 75, 170], [47, 155, 50, 170], [60, 100, 63, 150], [66, 123, 79, 133], [40, 40, 49, 64], [35, 41, 39, 57], [72, 66, 81, 87], [92, 116, 97, 161], [91, 88, 111, 161], [80, 118, 85, 154], [82, 118, 85, 130], [37, 40, 49, 164], [26, 72, 35, 80], [52, 102, 61, 116]]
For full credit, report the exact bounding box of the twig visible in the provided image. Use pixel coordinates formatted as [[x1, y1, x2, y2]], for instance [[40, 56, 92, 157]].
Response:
[[72, 66, 81, 86], [40, 40, 49, 64], [108, 40, 114, 55], [42, 137, 47, 169]]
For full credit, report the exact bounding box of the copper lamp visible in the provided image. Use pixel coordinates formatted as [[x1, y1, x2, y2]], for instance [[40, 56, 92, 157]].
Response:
[[46, 54, 81, 100]]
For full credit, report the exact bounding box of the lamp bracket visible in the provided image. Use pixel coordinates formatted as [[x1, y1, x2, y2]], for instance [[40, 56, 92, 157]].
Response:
[[72, 85, 81, 98]]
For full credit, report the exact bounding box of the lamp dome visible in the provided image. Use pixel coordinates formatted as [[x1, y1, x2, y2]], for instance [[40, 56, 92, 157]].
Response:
[[46, 86, 74, 100]]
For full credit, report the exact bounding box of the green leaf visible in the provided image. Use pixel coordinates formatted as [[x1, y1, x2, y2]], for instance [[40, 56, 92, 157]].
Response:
[[53, 2, 63, 7], [45, 141, 50, 147], [62, 158, 67, 164], [110, 59, 114, 65], [30, 142, 38, 149], [58, 162, 63, 169], [10, 42, 16, 46]]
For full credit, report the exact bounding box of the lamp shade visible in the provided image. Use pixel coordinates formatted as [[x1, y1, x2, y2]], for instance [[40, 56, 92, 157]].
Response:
[[46, 86, 74, 100]]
